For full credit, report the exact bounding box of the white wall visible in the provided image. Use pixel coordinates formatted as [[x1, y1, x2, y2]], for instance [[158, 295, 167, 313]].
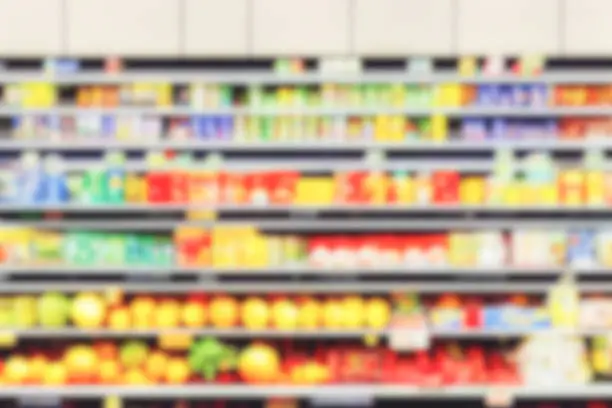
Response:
[[0, 0, 609, 56]]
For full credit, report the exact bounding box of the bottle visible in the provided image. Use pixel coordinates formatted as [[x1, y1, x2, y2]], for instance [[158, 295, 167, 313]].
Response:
[[105, 152, 126, 204], [44, 154, 69, 204], [16, 152, 45, 204]]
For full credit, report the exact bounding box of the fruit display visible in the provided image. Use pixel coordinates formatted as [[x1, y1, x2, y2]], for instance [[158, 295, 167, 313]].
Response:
[[0, 338, 594, 386], [3, 288, 612, 333]]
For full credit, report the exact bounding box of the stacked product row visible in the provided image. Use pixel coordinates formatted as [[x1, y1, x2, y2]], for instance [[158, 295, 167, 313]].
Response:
[[3, 290, 612, 331], [6, 83, 612, 142], [2, 226, 612, 269], [4, 151, 612, 207]]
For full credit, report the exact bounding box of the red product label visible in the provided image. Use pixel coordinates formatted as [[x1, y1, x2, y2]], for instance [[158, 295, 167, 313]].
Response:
[[147, 172, 172, 203]]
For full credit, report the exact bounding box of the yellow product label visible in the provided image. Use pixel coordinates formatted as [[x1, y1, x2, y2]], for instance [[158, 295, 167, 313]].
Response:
[[460, 177, 485, 205], [156, 83, 172, 106], [393, 176, 416, 204], [587, 172, 605, 205], [158, 332, 194, 351], [0, 331, 17, 349], [187, 210, 217, 221], [449, 233, 476, 267], [431, 114, 448, 141], [295, 178, 334, 204], [540, 183, 559, 205], [104, 396, 122, 408], [242, 235, 270, 268]]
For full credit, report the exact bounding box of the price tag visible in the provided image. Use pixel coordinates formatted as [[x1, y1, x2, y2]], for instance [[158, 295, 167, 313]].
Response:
[[311, 393, 373, 407], [18, 396, 61, 408], [388, 315, 430, 352], [187, 210, 217, 221], [158, 332, 194, 351], [0, 331, 17, 349], [267, 398, 298, 408], [484, 388, 514, 408], [104, 396, 122, 408]]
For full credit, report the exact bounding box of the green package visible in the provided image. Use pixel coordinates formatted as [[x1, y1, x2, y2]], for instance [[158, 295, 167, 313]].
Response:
[[81, 167, 107, 204], [63, 232, 97, 266], [261, 117, 274, 141], [125, 235, 144, 265], [101, 234, 126, 265]]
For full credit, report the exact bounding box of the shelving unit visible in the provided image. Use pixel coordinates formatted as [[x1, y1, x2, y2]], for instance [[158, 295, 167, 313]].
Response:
[[5, 56, 612, 408]]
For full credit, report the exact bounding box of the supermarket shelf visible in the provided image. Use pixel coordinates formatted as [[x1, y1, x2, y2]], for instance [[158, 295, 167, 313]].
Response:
[[1, 139, 612, 152], [2, 106, 612, 117], [0, 282, 594, 294], [0, 327, 599, 340], [5, 71, 612, 85], [2, 218, 611, 230], [0, 265, 582, 276], [2, 204, 612, 214], [2, 384, 612, 399]]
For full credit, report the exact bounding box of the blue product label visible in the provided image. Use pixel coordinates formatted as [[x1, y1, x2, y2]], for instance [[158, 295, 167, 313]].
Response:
[[483, 307, 504, 329], [101, 116, 116, 138], [499, 86, 513, 106], [204, 116, 217, 139], [220, 116, 234, 139], [45, 175, 69, 204], [191, 117, 204, 139], [490, 119, 506, 140], [567, 230, 596, 263], [477, 85, 499, 106]]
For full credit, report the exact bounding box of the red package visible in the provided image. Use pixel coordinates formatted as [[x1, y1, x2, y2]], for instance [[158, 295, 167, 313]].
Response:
[[147, 171, 172, 203], [432, 171, 460, 204], [271, 171, 299, 205]]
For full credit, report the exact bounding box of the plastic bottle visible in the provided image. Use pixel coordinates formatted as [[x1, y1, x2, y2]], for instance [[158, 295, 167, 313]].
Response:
[[16, 152, 45, 204], [43, 154, 69, 204], [105, 152, 126, 204]]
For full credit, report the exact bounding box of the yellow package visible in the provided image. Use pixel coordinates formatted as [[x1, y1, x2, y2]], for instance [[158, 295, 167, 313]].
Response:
[[295, 178, 334, 205], [431, 114, 448, 142], [388, 116, 405, 142], [374, 116, 390, 141], [363, 172, 388, 204], [586, 171, 605, 206], [448, 233, 476, 267], [242, 233, 270, 268], [390, 174, 416, 204], [125, 175, 147, 203], [460, 177, 486, 205], [156, 83, 172, 106]]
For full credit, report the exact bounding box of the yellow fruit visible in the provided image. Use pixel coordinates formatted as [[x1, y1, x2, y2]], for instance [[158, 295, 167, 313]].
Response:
[[64, 345, 99, 382], [241, 297, 270, 329], [238, 343, 281, 384], [365, 297, 391, 329], [71, 292, 106, 328], [43, 363, 67, 385], [154, 299, 181, 328], [4, 356, 29, 384], [144, 351, 169, 382], [341, 296, 365, 328], [108, 307, 130, 329], [99, 360, 120, 384], [181, 301, 207, 327], [124, 368, 149, 385], [165, 358, 190, 384], [297, 297, 321, 328], [28, 355, 48, 383], [322, 298, 344, 328], [271, 299, 299, 330], [129, 296, 156, 328], [209, 296, 239, 328]]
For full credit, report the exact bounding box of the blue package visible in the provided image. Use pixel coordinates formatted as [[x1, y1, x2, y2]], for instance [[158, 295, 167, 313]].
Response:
[[477, 85, 499, 106], [483, 307, 504, 329], [512, 86, 531, 107], [530, 84, 549, 106], [498, 86, 514, 106], [491, 119, 507, 140], [191, 117, 205, 139], [101, 116, 116, 138], [16, 167, 46, 204], [220, 116, 234, 139], [203, 116, 217, 139], [567, 229, 596, 267], [461, 119, 488, 139]]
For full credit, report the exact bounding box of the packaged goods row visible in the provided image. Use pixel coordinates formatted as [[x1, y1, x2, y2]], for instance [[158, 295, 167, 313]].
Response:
[[0, 336, 600, 387], [8, 83, 612, 110], [3, 227, 612, 269], [4, 151, 612, 207], [2, 289, 609, 332], [14, 116, 612, 143]]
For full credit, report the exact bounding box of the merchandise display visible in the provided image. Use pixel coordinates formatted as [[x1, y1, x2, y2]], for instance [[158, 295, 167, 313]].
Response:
[[4, 56, 612, 407]]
